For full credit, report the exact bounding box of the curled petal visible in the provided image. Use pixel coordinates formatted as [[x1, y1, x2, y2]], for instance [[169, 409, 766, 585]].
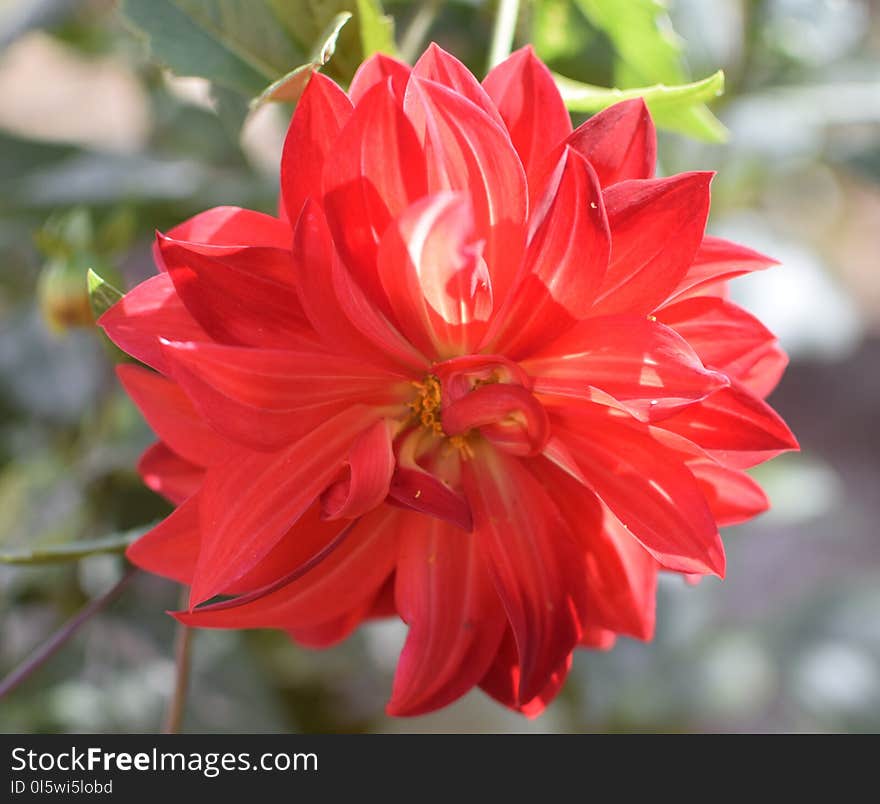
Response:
[[322, 419, 396, 520], [189, 405, 383, 606], [404, 75, 528, 306], [378, 191, 492, 357], [323, 78, 427, 304], [443, 384, 550, 456]]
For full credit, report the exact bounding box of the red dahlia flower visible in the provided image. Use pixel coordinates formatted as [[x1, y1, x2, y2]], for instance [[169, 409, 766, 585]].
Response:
[[102, 44, 797, 717]]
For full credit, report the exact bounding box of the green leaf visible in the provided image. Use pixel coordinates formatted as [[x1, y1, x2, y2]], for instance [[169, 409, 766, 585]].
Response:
[[556, 69, 725, 117], [251, 12, 352, 107], [120, 0, 306, 95], [572, 0, 727, 142], [86, 269, 124, 319], [0, 522, 154, 565], [356, 0, 395, 57]]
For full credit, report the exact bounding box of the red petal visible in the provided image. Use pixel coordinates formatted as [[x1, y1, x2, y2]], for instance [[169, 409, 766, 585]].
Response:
[[189, 405, 382, 605], [349, 52, 411, 104], [524, 315, 729, 422], [292, 201, 428, 372], [164, 206, 291, 250], [321, 419, 396, 520], [377, 191, 492, 357], [137, 442, 203, 505], [405, 75, 528, 306], [589, 172, 713, 317], [688, 458, 769, 527], [657, 296, 776, 371], [564, 99, 656, 187], [734, 342, 789, 399], [658, 382, 799, 453], [554, 405, 725, 577], [280, 72, 352, 222], [483, 45, 573, 187], [387, 516, 506, 716], [532, 459, 657, 640], [159, 238, 312, 349], [666, 236, 778, 304], [117, 364, 232, 466], [286, 596, 374, 648], [464, 447, 586, 702], [126, 492, 201, 584], [323, 78, 427, 305], [178, 504, 400, 629], [487, 147, 610, 356], [412, 43, 504, 127], [479, 628, 572, 718], [98, 274, 208, 373]]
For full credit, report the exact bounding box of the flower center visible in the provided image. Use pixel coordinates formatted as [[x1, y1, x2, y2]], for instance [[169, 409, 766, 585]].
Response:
[[408, 374, 444, 435]]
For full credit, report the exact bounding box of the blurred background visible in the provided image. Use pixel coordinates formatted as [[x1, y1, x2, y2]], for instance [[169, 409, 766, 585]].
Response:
[[0, 0, 878, 733]]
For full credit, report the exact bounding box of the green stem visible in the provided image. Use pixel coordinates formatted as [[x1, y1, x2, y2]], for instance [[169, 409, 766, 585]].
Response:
[[162, 591, 194, 734], [487, 0, 521, 72]]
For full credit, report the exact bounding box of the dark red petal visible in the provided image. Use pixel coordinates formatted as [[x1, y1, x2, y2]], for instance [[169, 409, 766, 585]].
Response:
[[554, 405, 725, 577], [524, 315, 729, 422], [280, 72, 353, 222], [126, 492, 201, 584], [189, 405, 383, 606], [117, 364, 232, 466], [159, 238, 313, 349], [387, 516, 506, 716], [98, 274, 208, 373], [321, 419, 396, 520], [464, 447, 586, 703], [323, 78, 427, 305], [658, 296, 777, 371], [564, 99, 656, 187], [658, 382, 799, 453], [177, 505, 400, 629], [405, 75, 528, 307], [377, 191, 492, 357], [349, 52, 411, 104], [479, 628, 572, 718], [688, 457, 770, 527], [666, 236, 778, 304], [532, 459, 657, 641], [412, 43, 504, 127], [137, 442, 203, 505], [487, 148, 610, 356], [589, 172, 713, 317], [482, 45, 573, 187]]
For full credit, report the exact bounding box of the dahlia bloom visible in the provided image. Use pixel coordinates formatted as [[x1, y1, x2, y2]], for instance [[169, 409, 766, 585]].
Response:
[[102, 45, 797, 717]]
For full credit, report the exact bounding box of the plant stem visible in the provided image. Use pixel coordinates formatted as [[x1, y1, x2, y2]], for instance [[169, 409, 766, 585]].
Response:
[[0, 566, 138, 700], [400, 0, 441, 64], [487, 0, 521, 72], [162, 590, 194, 734]]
